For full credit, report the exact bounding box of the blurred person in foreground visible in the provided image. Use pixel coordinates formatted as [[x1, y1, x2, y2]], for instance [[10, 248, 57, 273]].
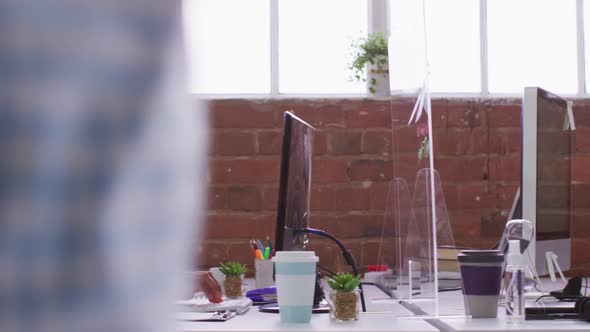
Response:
[[0, 1, 212, 331]]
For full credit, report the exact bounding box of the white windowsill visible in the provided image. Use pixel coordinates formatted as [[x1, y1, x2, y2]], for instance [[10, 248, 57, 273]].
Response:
[[193, 92, 590, 101]]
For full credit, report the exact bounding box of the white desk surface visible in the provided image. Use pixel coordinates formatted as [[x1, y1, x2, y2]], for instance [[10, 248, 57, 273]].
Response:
[[176, 283, 437, 332], [177, 278, 590, 332], [412, 280, 590, 332], [436, 315, 590, 332], [176, 309, 437, 332], [396, 290, 466, 317]]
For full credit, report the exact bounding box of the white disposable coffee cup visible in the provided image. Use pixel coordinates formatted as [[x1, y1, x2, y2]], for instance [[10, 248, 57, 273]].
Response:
[[272, 251, 319, 323]]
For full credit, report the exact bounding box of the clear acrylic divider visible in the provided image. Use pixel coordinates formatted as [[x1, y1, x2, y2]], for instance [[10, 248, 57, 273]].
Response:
[[373, 178, 414, 302], [386, 0, 465, 317], [387, 90, 465, 319], [391, 168, 465, 319]]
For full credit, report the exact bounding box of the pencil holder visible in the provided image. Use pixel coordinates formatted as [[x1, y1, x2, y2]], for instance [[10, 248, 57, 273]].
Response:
[[255, 259, 274, 289]]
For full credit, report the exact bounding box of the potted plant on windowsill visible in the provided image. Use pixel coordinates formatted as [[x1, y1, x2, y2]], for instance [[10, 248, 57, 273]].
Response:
[[219, 261, 247, 299], [327, 273, 362, 321], [349, 32, 389, 97]]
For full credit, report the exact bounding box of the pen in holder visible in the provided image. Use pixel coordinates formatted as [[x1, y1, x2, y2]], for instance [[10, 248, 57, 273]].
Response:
[[255, 258, 274, 289]]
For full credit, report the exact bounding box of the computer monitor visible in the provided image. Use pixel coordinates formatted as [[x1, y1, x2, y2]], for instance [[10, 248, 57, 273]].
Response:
[[272, 112, 368, 311], [274, 112, 315, 252], [510, 87, 572, 275]]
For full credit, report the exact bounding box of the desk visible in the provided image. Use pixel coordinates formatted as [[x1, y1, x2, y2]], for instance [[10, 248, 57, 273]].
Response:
[[176, 283, 437, 332], [176, 308, 438, 332], [430, 291, 590, 332], [398, 281, 590, 332], [177, 279, 590, 331], [435, 314, 590, 332]]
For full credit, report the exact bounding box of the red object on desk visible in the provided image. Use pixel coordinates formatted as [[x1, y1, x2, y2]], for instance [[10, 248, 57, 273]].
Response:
[[366, 265, 388, 272]]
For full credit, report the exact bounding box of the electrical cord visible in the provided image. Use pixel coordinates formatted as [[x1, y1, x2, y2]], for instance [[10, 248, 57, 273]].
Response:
[[535, 275, 589, 303], [296, 228, 367, 312], [317, 264, 337, 277], [439, 287, 462, 292]]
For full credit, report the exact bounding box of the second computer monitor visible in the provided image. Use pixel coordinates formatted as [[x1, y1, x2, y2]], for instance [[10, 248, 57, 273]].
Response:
[[512, 87, 572, 275]]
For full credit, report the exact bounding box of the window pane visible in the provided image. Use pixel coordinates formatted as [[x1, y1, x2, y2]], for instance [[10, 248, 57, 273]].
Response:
[[584, 0, 590, 91], [279, 0, 367, 94], [488, 0, 577, 94], [183, 0, 270, 94], [424, 0, 480, 93], [389, 0, 480, 93], [389, 0, 428, 91]]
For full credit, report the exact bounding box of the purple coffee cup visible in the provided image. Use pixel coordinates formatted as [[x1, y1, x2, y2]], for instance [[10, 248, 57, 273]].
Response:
[[457, 250, 504, 318]]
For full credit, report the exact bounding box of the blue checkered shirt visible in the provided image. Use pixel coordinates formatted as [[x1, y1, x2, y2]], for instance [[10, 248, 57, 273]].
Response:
[[0, 1, 206, 331]]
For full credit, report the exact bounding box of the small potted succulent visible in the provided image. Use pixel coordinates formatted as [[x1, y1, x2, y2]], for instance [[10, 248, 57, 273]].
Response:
[[327, 273, 361, 321], [219, 261, 247, 299]]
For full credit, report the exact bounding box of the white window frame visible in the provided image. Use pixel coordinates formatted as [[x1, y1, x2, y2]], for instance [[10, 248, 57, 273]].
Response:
[[197, 0, 382, 99], [477, 0, 587, 99], [576, 0, 586, 95], [195, 0, 590, 100]]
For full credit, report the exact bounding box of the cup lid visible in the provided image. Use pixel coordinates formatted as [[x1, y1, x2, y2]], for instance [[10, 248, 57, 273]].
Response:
[[272, 251, 319, 263], [457, 250, 504, 263]]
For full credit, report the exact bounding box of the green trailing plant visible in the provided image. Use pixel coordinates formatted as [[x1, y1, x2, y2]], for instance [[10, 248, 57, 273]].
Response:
[[219, 261, 247, 276], [327, 273, 361, 293], [349, 32, 389, 94]]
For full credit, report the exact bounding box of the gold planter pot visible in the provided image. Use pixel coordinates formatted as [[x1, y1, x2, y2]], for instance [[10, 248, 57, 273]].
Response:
[[223, 275, 243, 299], [328, 290, 360, 321]]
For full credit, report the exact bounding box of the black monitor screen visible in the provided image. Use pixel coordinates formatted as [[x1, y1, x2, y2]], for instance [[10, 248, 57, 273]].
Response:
[[274, 112, 315, 252]]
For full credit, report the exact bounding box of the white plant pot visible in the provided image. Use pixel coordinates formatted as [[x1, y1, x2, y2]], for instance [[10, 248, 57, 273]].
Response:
[[367, 57, 390, 97]]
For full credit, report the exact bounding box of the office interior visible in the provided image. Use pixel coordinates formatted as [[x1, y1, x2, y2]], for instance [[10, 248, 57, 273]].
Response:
[[196, 0, 590, 279], [15, 0, 590, 331]]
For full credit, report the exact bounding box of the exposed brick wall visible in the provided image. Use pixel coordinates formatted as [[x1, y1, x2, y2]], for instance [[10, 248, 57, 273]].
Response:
[[200, 98, 590, 276]]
